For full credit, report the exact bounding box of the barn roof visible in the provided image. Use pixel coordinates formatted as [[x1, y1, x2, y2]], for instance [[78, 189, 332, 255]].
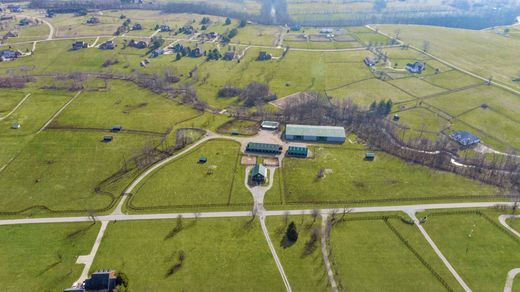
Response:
[[286, 124, 345, 138]]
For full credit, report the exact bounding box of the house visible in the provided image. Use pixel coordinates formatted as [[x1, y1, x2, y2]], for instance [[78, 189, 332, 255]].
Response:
[[11, 122, 20, 129], [450, 130, 481, 147], [0, 15, 14, 21], [84, 270, 117, 291], [365, 152, 375, 161], [3, 31, 18, 39], [72, 41, 88, 50], [287, 146, 308, 158], [246, 142, 283, 155], [257, 51, 272, 61], [0, 49, 22, 61], [207, 32, 218, 38], [198, 156, 207, 164], [128, 40, 148, 49], [285, 124, 346, 143], [111, 125, 122, 132], [99, 40, 116, 50], [289, 24, 302, 31], [405, 61, 425, 74], [159, 24, 171, 32], [86, 17, 98, 24], [9, 7, 23, 13], [261, 121, 279, 130], [150, 48, 164, 58], [103, 135, 113, 142], [251, 163, 267, 184], [190, 47, 202, 57], [132, 23, 142, 30], [223, 51, 235, 61], [364, 56, 377, 67], [19, 18, 32, 26], [320, 28, 334, 34]]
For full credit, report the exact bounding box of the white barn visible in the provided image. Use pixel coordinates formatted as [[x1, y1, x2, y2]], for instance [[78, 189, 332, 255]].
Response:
[[284, 124, 345, 143]]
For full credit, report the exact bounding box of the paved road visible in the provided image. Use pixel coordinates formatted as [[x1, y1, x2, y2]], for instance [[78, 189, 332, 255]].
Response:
[[320, 214, 338, 292], [499, 214, 520, 238], [260, 216, 292, 292], [504, 268, 520, 292], [74, 221, 109, 286]]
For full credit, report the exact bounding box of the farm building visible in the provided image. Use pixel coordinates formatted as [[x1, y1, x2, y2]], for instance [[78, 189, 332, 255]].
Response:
[[251, 164, 267, 184], [132, 23, 142, 30], [72, 41, 88, 50], [246, 142, 282, 155], [0, 49, 22, 61], [0, 15, 14, 21], [450, 131, 480, 147], [405, 61, 425, 74], [223, 51, 235, 61], [128, 40, 148, 49], [285, 124, 346, 143], [86, 17, 98, 24], [3, 31, 18, 39], [364, 56, 377, 67], [111, 125, 122, 132], [11, 122, 20, 129], [261, 121, 279, 130], [99, 40, 115, 50], [287, 146, 308, 158], [160, 24, 171, 32], [19, 18, 32, 26], [102, 135, 113, 142], [257, 51, 272, 61], [365, 152, 375, 161]]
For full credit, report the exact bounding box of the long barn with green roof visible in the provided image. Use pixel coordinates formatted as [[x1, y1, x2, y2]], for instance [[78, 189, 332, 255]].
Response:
[[284, 124, 346, 143]]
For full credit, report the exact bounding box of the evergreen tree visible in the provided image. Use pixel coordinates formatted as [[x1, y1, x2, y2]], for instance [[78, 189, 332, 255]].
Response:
[[225, 17, 232, 25], [286, 222, 298, 242], [369, 101, 377, 112], [176, 53, 181, 61]]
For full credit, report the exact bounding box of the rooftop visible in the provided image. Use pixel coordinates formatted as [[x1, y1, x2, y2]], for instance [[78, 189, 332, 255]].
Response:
[[286, 124, 345, 138]]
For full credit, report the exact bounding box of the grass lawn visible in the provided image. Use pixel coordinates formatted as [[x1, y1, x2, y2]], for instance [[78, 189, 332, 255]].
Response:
[[418, 209, 520, 291], [0, 131, 161, 214], [216, 118, 259, 136], [506, 217, 520, 233], [233, 24, 282, 46], [53, 80, 201, 133], [423, 70, 483, 90], [327, 78, 415, 106], [330, 214, 461, 291], [0, 88, 32, 115], [90, 218, 284, 291], [266, 215, 329, 291], [388, 76, 448, 98], [393, 107, 450, 136], [280, 145, 497, 204], [3, 23, 50, 43], [0, 222, 100, 291], [130, 139, 251, 209]]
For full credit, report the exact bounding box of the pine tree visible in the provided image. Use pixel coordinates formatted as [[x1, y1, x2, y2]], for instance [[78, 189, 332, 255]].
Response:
[[286, 222, 298, 242]]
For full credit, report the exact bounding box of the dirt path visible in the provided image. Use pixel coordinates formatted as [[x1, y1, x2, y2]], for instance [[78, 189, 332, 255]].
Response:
[[0, 93, 31, 121], [320, 214, 338, 291]]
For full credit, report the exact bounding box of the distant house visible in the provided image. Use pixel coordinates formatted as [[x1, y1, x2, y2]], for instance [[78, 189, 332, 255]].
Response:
[[320, 28, 334, 34], [0, 15, 14, 21], [364, 56, 377, 67], [287, 146, 308, 158], [261, 121, 279, 130], [257, 51, 272, 61], [103, 135, 113, 142], [450, 130, 480, 148], [72, 41, 88, 50], [128, 40, 148, 49], [132, 23, 143, 30], [0, 49, 22, 61], [19, 18, 32, 26], [64, 270, 117, 292], [9, 6, 23, 13], [159, 24, 171, 32], [150, 48, 164, 58], [86, 17, 98, 24], [223, 51, 235, 61], [285, 124, 346, 144], [11, 122, 20, 129], [405, 61, 425, 74], [251, 164, 267, 184], [246, 142, 282, 155], [207, 32, 218, 38], [99, 40, 116, 50], [3, 31, 18, 39], [365, 152, 375, 161], [289, 24, 302, 31]]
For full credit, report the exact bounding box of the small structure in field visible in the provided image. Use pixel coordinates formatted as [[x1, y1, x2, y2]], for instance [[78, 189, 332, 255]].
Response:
[[251, 163, 267, 184], [365, 152, 375, 161], [393, 114, 400, 121], [450, 130, 480, 148], [111, 125, 122, 132], [364, 56, 377, 67], [72, 41, 88, 50], [11, 122, 20, 129], [86, 17, 98, 24], [132, 23, 143, 30], [246, 142, 282, 155], [289, 24, 302, 31], [287, 146, 308, 158], [223, 51, 235, 61], [198, 156, 207, 164], [19, 18, 33, 26], [320, 28, 334, 34], [3, 31, 18, 39], [285, 124, 346, 144], [128, 40, 148, 49], [261, 121, 279, 130], [159, 24, 171, 32], [257, 51, 272, 61], [99, 40, 116, 50], [405, 61, 425, 74], [102, 135, 113, 142]]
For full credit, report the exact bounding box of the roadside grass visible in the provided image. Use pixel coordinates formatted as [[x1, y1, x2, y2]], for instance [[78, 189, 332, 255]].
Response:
[[90, 218, 284, 291], [0, 88, 32, 114], [391, 107, 449, 139], [234, 24, 282, 46], [280, 145, 497, 204], [0, 222, 100, 291], [506, 217, 520, 233], [3, 23, 50, 44], [266, 215, 329, 291], [422, 70, 483, 90], [353, 31, 390, 44], [388, 76, 448, 97], [53, 80, 201, 133], [327, 78, 414, 106], [417, 208, 520, 291], [324, 62, 373, 90], [329, 213, 462, 291], [130, 139, 251, 209], [216, 118, 259, 136], [0, 131, 160, 214]]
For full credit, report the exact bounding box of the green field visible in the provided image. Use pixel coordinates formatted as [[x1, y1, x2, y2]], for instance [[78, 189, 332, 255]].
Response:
[[0, 222, 100, 291], [329, 214, 461, 291], [90, 218, 284, 291], [418, 209, 520, 291], [130, 139, 250, 210], [276, 144, 497, 205]]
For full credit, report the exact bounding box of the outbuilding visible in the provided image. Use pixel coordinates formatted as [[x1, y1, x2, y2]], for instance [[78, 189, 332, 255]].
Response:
[[450, 130, 480, 148], [261, 121, 279, 130], [198, 156, 207, 164], [246, 142, 282, 155], [287, 146, 308, 158], [285, 124, 345, 144], [11, 122, 20, 129], [111, 125, 122, 132], [365, 152, 375, 161], [251, 164, 267, 184], [102, 135, 113, 142]]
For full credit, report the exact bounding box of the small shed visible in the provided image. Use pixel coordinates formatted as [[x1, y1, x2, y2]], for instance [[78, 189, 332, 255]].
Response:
[[365, 152, 375, 161], [231, 129, 240, 136], [450, 130, 480, 147], [198, 156, 207, 164], [261, 121, 279, 130], [111, 125, 122, 132], [287, 146, 308, 158], [393, 114, 400, 121], [246, 142, 282, 155], [251, 164, 267, 184], [103, 135, 113, 142], [11, 122, 20, 129]]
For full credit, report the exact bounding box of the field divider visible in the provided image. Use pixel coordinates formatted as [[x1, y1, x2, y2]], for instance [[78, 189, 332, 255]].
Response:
[[37, 91, 82, 135], [0, 93, 31, 121]]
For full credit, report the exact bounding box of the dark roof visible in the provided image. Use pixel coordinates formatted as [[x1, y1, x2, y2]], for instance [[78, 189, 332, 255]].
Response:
[[287, 146, 308, 156], [365, 152, 375, 158], [252, 164, 267, 178], [246, 142, 282, 154], [450, 131, 480, 146]]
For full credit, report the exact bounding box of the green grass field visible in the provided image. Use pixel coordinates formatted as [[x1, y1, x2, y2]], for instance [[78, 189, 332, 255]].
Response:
[[329, 214, 461, 291], [90, 218, 284, 291], [277, 144, 497, 205], [130, 139, 251, 210], [0, 222, 100, 291], [418, 209, 520, 291]]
